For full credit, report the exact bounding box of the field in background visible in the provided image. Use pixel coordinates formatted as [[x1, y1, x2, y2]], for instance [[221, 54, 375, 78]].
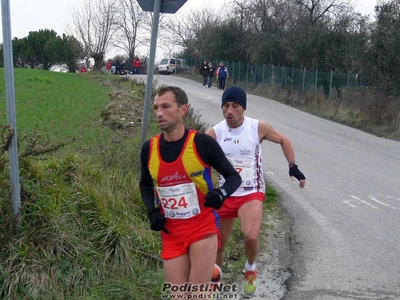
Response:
[[0, 69, 115, 150]]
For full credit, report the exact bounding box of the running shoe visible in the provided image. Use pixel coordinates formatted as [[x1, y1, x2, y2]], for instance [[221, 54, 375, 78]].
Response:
[[243, 269, 257, 295], [210, 264, 223, 299], [211, 264, 222, 283]]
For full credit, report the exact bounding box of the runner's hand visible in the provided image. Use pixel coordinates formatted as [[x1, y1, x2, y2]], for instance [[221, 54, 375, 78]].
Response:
[[204, 189, 225, 210], [289, 165, 306, 188], [148, 209, 170, 234]]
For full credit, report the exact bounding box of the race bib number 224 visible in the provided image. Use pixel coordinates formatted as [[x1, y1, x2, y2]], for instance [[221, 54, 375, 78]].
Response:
[[156, 182, 200, 219]]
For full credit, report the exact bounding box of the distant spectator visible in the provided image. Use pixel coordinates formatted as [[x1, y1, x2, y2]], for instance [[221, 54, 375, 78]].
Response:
[[133, 57, 142, 74], [207, 62, 215, 88], [121, 61, 126, 75], [216, 62, 229, 90], [106, 59, 112, 75], [115, 59, 121, 75], [200, 60, 209, 88], [79, 65, 88, 73]]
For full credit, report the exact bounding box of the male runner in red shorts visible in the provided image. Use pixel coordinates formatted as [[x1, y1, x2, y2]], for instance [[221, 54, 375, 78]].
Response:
[[140, 86, 241, 298], [206, 85, 306, 296]]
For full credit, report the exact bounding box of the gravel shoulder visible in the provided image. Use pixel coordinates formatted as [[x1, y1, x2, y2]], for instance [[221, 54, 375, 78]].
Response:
[[217, 204, 294, 300]]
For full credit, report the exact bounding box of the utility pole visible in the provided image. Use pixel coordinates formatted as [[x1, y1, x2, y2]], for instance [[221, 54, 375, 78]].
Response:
[[1, 0, 21, 223], [137, 0, 187, 146]]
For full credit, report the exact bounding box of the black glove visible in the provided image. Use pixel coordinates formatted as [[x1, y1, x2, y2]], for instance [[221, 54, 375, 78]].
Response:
[[289, 165, 306, 181], [204, 189, 225, 210], [148, 209, 170, 234]]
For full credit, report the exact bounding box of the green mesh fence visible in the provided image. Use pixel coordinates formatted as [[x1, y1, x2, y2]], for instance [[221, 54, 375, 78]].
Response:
[[184, 58, 368, 101]]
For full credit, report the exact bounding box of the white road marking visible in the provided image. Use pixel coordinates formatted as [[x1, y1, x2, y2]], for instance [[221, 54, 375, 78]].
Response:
[[349, 195, 378, 209], [265, 171, 355, 271], [385, 195, 400, 202], [342, 200, 357, 208], [369, 195, 397, 209]]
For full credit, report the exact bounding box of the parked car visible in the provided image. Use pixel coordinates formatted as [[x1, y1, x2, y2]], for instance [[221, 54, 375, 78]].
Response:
[[158, 57, 184, 74]]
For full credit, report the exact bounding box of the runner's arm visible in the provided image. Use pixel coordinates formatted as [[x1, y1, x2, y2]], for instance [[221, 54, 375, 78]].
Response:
[[259, 121, 306, 187], [139, 140, 157, 214], [259, 120, 295, 164], [195, 133, 241, 196]]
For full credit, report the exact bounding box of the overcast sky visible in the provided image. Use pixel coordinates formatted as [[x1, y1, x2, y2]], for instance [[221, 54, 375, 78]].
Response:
[[0, 0, 378, 58]]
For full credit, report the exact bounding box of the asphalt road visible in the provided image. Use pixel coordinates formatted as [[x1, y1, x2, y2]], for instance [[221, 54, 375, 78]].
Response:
[[130, 74, 400, 299]]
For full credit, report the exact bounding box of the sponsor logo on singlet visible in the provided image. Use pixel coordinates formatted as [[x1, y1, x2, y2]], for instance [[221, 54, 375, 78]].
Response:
[[160, 172, 187, 183], [190, 170, 204, 178], [240, 149, 251, 155]]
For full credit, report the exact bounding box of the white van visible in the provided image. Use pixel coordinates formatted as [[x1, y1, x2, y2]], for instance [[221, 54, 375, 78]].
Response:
[[158, 58, 184, 74]]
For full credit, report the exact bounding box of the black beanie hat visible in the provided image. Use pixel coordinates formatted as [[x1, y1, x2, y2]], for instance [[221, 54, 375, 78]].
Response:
[[221, 86, 247, 109]]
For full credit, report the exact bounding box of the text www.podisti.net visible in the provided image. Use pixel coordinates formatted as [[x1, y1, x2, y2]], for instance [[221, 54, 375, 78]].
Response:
[[161, 282, 239, 299]]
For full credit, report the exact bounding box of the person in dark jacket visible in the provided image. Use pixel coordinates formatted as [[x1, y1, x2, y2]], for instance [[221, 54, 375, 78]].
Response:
[[216, 61, 229, 90], [199, 60, 210, 88], [115, 59, 121, 75], [207, 62, 215, 88], [121, 61, 126, 75]]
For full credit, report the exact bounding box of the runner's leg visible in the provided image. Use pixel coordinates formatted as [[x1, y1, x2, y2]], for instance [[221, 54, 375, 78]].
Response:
[[163, 254, 191, 298], [237, 200, 263, 264], [188, 234, 218, 284], [164, 254, 190, 284], [238, 200, 263, 295], [216, 218, 235, 267]]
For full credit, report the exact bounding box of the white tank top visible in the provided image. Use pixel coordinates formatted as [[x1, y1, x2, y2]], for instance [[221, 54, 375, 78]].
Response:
[[213, 117, 265, 196]]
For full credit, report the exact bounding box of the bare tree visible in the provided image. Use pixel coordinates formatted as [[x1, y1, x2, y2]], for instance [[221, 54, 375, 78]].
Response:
[[231, 0, 293, 63], [294, 0, 350, 25], [143, 11, 169, 48], [69, 0, 118, 70], [113, 0, 147, 60], [165, 7, 221, 59]]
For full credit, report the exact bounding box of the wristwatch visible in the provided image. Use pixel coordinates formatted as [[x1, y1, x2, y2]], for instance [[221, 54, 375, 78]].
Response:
[[219, 188, 228, 198], [289, 161, 298, 168]]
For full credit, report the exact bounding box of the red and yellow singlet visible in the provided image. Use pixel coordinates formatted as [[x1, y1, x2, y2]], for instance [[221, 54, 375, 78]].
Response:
[[148, 130, 220, 259]]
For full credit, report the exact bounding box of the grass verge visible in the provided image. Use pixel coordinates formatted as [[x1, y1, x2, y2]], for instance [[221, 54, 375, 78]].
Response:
[[1, 69, 280, 299], [1, 70, 165, 299]]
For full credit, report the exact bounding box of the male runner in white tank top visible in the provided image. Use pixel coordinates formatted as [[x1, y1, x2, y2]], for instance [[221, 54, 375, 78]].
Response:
[[206, 85, 306, 296]]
